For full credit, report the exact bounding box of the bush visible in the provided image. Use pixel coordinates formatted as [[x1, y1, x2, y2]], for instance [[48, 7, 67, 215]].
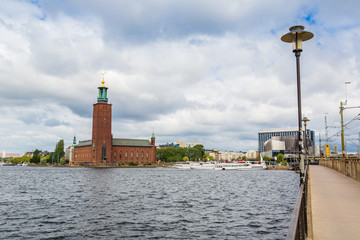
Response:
[[128, 162, 138, 166], [40, 157, 47, 165], [59, 157, 66, 165]]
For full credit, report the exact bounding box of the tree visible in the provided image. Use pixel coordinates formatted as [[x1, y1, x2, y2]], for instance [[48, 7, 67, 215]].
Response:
[[30, 149, 40, 164], [242, 155, 247, 161], [263, 156, 271, 164], [193, 144, 205, 157], [276, 153, 284, 163], [40, 157, 48, 165], [53, 139, 65, 163]]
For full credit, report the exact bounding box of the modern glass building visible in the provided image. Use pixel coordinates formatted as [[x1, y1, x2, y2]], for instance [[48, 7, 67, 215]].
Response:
[[258, 129, 315, 154]]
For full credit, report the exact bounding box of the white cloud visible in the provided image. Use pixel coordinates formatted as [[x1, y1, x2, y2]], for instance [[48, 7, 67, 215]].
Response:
[[0, 0, 360, 154]]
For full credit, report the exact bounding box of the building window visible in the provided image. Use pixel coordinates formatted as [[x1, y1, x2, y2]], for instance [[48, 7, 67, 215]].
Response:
[[120, 151, 122, 160], [131, 151, 133, 160], [136, 152, 138, 160], [146, 152, 149, 160], [114, 151, 116, 160], [142, 151, 144, 159]]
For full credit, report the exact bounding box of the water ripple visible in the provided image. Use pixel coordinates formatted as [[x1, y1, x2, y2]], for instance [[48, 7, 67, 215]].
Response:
[[0, 166, 298, 239]]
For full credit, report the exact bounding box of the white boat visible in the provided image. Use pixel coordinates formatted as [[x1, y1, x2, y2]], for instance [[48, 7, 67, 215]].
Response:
[[22, 162, 29, 166], [250, 163, 267, 170], [222, 163, 242, 170], [190, 162, 215, 170], [238, 162, 266, 171], [173, 163, 191, 169], [214, 164, 225, 170], [237, 165, 253, 170]]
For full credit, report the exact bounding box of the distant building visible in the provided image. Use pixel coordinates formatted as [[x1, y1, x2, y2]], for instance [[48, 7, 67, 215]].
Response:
[[175, 142, 184, 148], [72, 79, 156, 165], [205, 149, 245, 161], [245, 150, 257, 160], [259, 129, 315, 157], [184, 142, 203, 148], [158, 143, 175, 149], [0, 151, 20, 159]]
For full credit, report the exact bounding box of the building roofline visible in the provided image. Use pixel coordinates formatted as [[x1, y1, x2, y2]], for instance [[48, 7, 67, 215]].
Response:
[[259, 129, 314, 133]]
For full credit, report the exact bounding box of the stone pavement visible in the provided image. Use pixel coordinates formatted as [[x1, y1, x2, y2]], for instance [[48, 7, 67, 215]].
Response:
[[309, 165, 360, 240]]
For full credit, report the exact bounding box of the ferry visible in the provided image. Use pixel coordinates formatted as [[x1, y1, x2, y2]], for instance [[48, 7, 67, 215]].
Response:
[[173, 163, 191, 169], [238, 161, 266, 171], [190, 162, 215, 170], [221, 162, 242, 170]]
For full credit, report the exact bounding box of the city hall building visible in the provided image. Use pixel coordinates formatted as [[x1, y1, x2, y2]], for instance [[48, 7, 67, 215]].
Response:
[[72, 80, 156, 166]]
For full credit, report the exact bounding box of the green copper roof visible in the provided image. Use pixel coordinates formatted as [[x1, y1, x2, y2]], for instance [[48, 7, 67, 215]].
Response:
[[113, 138, 152, 147], [72, 136, 77, 147], [97, 87, 108, 102], [152, 132, 155, 138], [76, 140, 92, 147]]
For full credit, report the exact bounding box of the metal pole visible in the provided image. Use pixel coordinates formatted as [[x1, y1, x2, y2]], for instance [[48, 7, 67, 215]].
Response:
[[340, 101, 346, 158], [304, 123, 308, 166], [319, 133, 322, 159], [295, 51, 304, 183]]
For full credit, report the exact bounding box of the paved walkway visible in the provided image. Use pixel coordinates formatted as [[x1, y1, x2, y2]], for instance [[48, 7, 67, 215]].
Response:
[[309, 165, 360, 240]]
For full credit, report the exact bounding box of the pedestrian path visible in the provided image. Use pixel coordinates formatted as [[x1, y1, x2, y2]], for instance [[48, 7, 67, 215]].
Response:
[[309, 165, 360, 240]]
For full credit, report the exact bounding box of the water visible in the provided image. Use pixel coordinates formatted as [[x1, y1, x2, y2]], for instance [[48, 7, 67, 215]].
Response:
[[0, 166, 299, 239]]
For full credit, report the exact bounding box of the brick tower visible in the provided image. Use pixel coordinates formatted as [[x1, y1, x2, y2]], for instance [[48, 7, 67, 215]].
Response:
[[92, 79, 112, 163]]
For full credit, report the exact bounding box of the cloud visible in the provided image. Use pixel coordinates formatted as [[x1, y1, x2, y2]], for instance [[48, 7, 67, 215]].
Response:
[[0, 0, 360, 154]]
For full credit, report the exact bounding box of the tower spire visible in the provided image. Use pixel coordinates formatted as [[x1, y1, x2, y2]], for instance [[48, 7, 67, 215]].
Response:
[[97, 72, 108, 103]]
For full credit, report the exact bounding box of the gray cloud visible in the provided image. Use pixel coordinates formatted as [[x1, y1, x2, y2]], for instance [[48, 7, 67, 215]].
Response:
[[1, 0, 360, 154]]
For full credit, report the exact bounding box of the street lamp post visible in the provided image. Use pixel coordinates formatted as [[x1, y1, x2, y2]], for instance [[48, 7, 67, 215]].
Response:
[[281, 25, 314, 183], [302, 117, 310, 166]]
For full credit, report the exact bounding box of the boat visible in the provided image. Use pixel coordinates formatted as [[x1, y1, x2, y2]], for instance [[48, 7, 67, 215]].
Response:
[[190, 162, 215, 170], [22, 162, 29, 166], [173, 163, 191, 169], [3, 163, 16, 166], [238, 161, 266, 171], [221, 162, 242, 170], [214, 164, 225, 170]]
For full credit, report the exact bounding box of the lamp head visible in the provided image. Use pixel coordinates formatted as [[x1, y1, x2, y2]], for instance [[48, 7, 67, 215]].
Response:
[[302, 116, 310, 126], [281, 25, 314, 52]]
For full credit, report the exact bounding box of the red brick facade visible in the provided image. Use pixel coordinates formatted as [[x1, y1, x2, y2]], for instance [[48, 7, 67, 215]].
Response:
[[92, 102, 112, 163], [72, 81, 156, 166]]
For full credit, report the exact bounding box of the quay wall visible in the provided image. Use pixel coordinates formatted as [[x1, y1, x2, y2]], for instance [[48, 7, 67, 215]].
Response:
[[319, 159, 360, 182]]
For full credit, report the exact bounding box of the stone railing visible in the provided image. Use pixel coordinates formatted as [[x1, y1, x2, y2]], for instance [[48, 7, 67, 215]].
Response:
[[319, 159, 360, 182]]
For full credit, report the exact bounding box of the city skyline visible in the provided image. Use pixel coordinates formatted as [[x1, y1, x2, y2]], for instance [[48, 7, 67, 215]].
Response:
[[1, 0, 359, 154]]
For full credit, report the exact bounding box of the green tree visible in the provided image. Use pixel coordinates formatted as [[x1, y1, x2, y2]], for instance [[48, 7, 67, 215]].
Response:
[[204, 154, 213, 161], [263, 156, 271, 163], [60, 156, 66, 165], [53, 139, 65, 163], [276, 153, 284, 164], [242, 155, 247, 161], [193, 144, 205, 158], [30, 149, 40, 164], [40, 157, 48, 165]]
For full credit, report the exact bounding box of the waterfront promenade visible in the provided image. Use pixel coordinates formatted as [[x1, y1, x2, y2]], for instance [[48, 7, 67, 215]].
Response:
[[309, 165, 360, 240]]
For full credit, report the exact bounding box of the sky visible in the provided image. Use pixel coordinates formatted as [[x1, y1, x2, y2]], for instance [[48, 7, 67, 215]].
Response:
[[1, 0, 360, 155]]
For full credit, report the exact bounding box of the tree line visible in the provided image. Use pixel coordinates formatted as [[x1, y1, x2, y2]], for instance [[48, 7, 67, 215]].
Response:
[[5, 139, 66, 165], [156, 144, 214, 162]]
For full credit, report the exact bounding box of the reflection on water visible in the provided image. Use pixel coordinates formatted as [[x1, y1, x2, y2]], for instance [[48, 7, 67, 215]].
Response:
[[0, 166, 298, 239]]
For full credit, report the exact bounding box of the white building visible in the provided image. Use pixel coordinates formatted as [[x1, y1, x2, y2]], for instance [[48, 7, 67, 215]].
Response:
[[245, 150, 257, 160]]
